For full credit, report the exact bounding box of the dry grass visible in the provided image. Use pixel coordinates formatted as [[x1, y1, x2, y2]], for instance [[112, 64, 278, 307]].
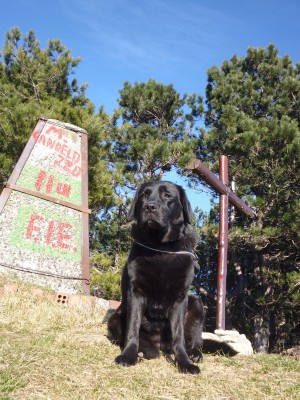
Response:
[[0, 276, 299, 400]]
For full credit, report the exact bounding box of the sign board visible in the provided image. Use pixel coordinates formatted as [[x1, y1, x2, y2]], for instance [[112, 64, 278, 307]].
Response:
[[0, 117, 90, 294]]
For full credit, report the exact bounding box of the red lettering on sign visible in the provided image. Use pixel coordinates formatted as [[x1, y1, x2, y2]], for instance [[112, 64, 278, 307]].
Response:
[[71, 165, 82, 177], [45, 126, 63, 140], [25, 213, 76, 252], [56, 182, 71, 198], [57, 222, 72, 250], [55, 142, 62, 153], [32, 131, 40, 141], [46, 175, 54, 194], [46, 137, 56, 149], [54, 155, 82, 177], [54, 155, 64, 168], [34, 171, 72, 199], [38, 134, 46, 146], [46, 220, 55, 245], [26, 214, 44, 242], [61, 144, 70, 158], [72, 151, 80, 164], [32, 124, 82, 175], [62, 159, 73, 175], [35, 170, 47, 191]]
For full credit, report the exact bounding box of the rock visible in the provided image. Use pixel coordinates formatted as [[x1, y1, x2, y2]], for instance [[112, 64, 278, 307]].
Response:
[[95, 298, 110, 309], [109, 300, 121, 309], [202, 330, 253, 356], [3, 283, 19, 295], [30, 288, 46, 299], [284, 346, 300, 360]]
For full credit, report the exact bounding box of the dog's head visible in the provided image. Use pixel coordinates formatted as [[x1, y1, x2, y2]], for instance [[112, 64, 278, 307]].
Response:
[[127, 181, 193, 242]]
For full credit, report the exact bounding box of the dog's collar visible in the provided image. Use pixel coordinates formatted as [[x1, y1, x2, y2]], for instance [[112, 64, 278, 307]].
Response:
[[132, 240, 198, 260]]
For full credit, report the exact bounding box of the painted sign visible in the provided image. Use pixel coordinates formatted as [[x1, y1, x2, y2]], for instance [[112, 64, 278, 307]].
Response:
[[0, 118, 90, 294], [18, 121, 83, 205]]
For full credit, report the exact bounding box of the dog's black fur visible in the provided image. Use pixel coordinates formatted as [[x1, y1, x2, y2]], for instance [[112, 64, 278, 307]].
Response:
[[107, 181, 204, 374]]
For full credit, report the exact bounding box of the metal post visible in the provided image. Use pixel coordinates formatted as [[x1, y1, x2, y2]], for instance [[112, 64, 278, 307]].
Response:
[[81, 130, 90, 295], [216, 156, 229, 330]]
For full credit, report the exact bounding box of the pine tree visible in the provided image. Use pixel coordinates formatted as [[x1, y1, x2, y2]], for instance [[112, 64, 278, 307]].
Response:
[[111, 79, 203, 189], [202, 45, 300, 352]]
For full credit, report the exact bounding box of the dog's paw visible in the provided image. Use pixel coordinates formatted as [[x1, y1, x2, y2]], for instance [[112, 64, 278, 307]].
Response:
[[114, 354, 137, 366], [188, 348, 203, 363], [178, 362, 200, 374]]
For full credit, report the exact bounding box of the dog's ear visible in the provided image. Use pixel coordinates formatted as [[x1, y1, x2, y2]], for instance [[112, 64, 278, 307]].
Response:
[[126, 185, 142, 222], [177, 185, 193, 224]]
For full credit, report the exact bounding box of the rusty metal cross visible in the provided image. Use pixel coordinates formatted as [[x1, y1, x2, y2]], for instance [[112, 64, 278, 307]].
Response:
[[187, 157, 255, 330]]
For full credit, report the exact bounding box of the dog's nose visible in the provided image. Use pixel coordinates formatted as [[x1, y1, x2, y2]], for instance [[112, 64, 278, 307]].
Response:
[[146, 202, 157, 212]]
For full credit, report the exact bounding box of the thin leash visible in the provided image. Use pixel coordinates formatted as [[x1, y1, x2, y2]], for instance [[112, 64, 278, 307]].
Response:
[[132, 239, 198, 261]]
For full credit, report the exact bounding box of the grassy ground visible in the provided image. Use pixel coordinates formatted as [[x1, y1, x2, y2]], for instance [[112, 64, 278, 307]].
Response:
[[0, 277, 299, 400]]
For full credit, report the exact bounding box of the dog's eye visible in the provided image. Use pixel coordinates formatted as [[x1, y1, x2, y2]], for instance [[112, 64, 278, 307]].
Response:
[[139, 193, 148, 199], [163, 192, 172, 199]]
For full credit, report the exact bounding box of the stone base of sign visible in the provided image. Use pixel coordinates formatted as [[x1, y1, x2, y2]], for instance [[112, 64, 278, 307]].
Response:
[[202, 330, 253, 356], [1, 282, 110, 309]]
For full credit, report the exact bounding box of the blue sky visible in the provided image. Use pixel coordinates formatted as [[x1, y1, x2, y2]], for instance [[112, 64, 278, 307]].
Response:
[[1, 0, 300, 212]]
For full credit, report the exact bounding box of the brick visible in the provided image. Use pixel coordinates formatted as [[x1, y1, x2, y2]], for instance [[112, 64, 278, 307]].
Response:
[[56, 293, 69, 305]]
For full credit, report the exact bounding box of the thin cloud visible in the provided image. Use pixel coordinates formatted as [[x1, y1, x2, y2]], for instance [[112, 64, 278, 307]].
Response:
[[59, 0, 240, 71]]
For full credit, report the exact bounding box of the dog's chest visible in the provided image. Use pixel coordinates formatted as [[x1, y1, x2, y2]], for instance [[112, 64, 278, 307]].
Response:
[[129, 254, 194, 301]]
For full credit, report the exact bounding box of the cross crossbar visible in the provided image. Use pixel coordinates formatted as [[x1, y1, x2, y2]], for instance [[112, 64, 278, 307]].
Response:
[[187, 159, 255, 218]]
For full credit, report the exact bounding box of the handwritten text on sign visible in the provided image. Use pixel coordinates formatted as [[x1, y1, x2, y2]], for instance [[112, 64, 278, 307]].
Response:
[[17, 122, 83, 205], [32, 125, 82, 177], [10, 204, 81, 261]]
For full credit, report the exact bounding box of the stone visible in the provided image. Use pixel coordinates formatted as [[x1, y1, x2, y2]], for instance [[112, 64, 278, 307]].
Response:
[[284, 346, 300, 360], [95, 298, 110, 309], [67, 294, 83, 307], [202, 330, 253, 356], [109, 300, 121, 310], [3, 283, 19, 295], [30, 288, 46, 299]]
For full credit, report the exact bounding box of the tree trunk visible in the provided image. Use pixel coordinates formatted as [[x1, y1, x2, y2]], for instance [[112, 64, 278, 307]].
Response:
[[253, 312, 270, 353]]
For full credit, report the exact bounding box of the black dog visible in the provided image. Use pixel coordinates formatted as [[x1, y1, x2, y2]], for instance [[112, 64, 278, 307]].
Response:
[[108, 181, 204, 374]]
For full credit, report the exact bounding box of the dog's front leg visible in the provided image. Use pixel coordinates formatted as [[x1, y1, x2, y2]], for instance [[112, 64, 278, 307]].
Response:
[[169, 299, 200, 374], [114, 292, 145, 367]]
